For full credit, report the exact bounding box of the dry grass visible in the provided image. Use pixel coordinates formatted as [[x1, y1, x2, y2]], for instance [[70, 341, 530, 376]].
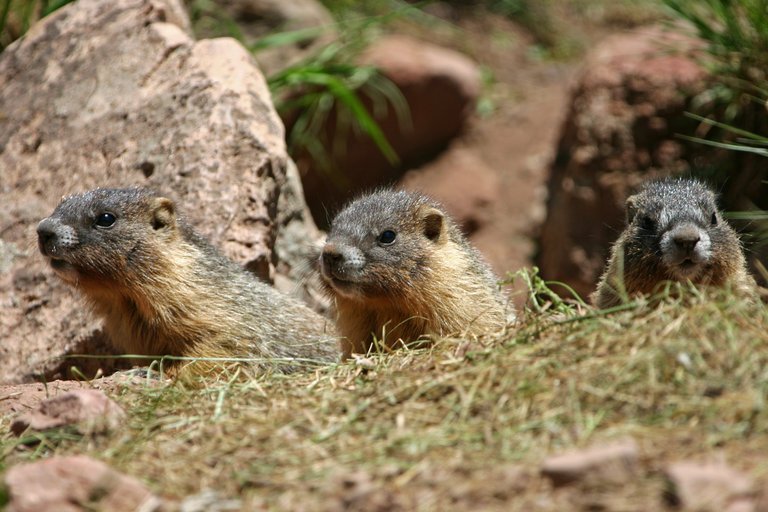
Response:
[[2, 278, 768, 510]]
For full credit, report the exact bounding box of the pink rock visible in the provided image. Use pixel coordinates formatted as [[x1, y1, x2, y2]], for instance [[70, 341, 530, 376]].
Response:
[[10, 389, 125, 436], [665, 461, 754, 511], [4, 455, 162, 512], [541, 438, 639, 487]]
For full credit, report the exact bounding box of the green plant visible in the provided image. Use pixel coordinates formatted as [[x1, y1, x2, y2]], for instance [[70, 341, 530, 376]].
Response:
[[661, 0, 768, 252], [506, 266, 586, 317], [268, 37, 409, 173], [677, 113, 768, 247], [663, 0, 768, 120], [185, 1, 411, 177]]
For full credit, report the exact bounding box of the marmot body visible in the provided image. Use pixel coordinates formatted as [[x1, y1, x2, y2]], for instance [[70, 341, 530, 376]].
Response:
[[319, 189, 511, 357], [37, 188, 338, 374], [592, 177, 755, 308]]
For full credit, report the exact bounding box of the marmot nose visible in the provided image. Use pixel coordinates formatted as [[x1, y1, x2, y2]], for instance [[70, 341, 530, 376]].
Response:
[[321, 243, 344, 266], [672, 226, 701, 253], [36, 218, 57, 254]]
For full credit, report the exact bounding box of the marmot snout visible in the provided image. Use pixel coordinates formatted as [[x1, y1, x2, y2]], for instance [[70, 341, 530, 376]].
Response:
[[38, 187, 339, 376], [592, 177, 756, 308], [319, 189, 511, 357]]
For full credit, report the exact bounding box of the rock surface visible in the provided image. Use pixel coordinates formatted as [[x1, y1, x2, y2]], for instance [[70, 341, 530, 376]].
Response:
[[10, 389, 125, 436], [3, 455, 162, 512], [664, 461, 755, 511], [294, 34, 482, 227], [273, 159, 329, 311], [541, 438, 639, 487], [536, 26, 710, 300], [0, 0, 318, 383], [0, 378, 150, 417]]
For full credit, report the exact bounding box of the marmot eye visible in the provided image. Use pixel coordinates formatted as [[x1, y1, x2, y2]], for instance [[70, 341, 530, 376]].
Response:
[[94, 212, 116, 228], [711, 212, 718, 226], [378, 230, 397, 245], [639, 215, 655, 231]]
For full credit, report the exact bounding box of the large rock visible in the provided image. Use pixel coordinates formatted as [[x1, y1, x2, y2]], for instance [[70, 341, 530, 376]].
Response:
[[294, 34, 482, 227], [3, 455, 162, 512], [536, 27, 710, 300], [0, 0, 315, 383]]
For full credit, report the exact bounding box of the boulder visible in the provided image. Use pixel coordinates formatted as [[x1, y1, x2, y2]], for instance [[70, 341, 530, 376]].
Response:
[[0, 0, 313, 383], [3, 455, 162, 512], [273, 159, 329, 312], [294, 34, 482, 227], [536, 26, 710, 300]]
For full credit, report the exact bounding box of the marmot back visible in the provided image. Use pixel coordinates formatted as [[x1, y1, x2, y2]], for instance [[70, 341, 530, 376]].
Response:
[[318, 189, 511, 357], [37, 188, 338, 375], [592, 177, 755, 308]]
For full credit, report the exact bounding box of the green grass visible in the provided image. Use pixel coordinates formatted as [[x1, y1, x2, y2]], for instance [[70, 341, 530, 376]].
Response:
[[0, 0, 74, 51], [663, 0, 768, 119], [2, 282, 767, 509]]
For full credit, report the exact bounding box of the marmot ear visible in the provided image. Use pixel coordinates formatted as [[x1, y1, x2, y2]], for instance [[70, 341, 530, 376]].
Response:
[[150, 197, 176, 231], [625, 195, 639, 225], [421, 207, 445, 242]]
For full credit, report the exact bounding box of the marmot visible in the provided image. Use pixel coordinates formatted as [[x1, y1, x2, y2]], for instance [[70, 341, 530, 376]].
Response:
[[318, 189, 512, 358], [592, 177, 755, 308], [36, 187, 338, 375]]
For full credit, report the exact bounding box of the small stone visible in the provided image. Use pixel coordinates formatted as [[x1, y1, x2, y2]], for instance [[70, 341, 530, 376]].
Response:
[[10, 389, 125, 436], [351, 355, 376, 369], [180, 489, 241, 512], [3, 455, 162, 512], [541, 438, 639, 487], [664, 461, 754, 511]]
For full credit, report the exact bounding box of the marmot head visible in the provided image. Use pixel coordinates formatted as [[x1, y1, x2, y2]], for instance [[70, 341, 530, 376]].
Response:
[[319, 190, 451, 301], [37, 188, 178, 287], [624, 177, 734, 282]]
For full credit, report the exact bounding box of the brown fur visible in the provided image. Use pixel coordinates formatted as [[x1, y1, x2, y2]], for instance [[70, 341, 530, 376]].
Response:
[[37, 188, 338, 376], [319, 190, 512, 358], [592, 178, 755, 308]]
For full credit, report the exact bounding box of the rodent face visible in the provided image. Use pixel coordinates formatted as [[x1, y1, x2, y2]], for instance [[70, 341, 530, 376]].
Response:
[[37, 188, 176, 286], [625, 178, 726, 281], [320, 190, 447, 301]]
